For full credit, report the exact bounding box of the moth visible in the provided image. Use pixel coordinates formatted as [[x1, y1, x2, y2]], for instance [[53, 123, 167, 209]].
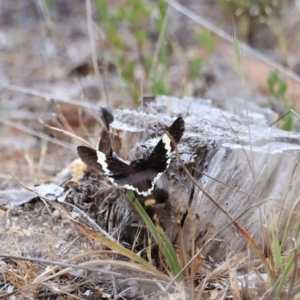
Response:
[[77, 117, 184, 196]]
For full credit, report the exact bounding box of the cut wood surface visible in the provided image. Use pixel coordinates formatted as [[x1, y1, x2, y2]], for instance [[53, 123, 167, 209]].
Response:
[[110, 96, 300, 260]]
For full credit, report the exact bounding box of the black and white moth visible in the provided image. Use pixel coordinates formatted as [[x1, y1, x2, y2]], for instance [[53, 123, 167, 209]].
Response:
[[77, 117, 184, 196]]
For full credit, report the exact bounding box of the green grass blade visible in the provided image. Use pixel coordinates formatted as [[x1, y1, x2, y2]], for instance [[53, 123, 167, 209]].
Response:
[[126, 190, 184, 281]]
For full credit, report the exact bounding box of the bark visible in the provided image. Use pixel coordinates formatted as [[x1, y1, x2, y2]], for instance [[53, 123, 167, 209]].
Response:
[[109, 95, 300, 260]]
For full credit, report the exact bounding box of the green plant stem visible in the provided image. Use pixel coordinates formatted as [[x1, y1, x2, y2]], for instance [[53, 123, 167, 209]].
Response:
[[126, 190, 184, 281]]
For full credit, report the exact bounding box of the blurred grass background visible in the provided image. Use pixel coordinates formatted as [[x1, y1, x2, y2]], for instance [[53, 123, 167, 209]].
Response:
[[1, 0, 300, 182]]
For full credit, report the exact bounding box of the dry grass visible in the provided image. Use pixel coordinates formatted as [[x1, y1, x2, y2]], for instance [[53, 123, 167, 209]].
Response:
[[1, 0, 300, 299]]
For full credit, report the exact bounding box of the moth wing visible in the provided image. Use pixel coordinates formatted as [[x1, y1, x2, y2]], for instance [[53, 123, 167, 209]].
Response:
[[77, 146, 154, 194], [77, 146, 132, 177], [147, 117, 185, 171]]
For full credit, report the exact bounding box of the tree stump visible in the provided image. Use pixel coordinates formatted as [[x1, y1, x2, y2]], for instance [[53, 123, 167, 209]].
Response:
[[108, 95, 300, 260]]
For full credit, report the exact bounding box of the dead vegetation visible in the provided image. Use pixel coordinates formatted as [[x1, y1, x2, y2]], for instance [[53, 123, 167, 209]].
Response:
[[1, 0, 300, 299]]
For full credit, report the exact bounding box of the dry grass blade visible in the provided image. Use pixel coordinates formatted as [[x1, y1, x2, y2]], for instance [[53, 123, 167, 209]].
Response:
[[45, 124, 94, 147], [269, 109, 300, 127], [166, 0, 300, 84], [228, 254, 243, 300], [2, 178, 180, 297], [197, 169, 278, 202], [220, 111, 256, 182], [73, 220, 154, 269], [176, 221, 189, 279], [85, 0, 108, 103], [43, 196, 155, 269], [0, 254, 124, 277], [164, 129, 276, 285], [0, 83, 97, 109], [0, 254, 174, 299], [148, 4, 170, 80], [207, 252, 245, 282], [9, 173, 115, 241], [1, 118, 73, 149], [285, 238, 298, 300], [57, 198, 117, 241], [37, 139, 48, 178]]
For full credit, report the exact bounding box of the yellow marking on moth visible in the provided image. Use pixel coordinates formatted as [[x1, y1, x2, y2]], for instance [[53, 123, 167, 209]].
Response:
[[144, 199, 156, 206]]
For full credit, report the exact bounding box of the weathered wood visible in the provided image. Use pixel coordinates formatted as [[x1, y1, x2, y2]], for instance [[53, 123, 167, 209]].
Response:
[[109, 96, 300, 260]]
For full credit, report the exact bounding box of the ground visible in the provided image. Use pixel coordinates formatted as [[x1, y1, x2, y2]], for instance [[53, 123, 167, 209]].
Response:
[[1, 0, 300, 299]]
